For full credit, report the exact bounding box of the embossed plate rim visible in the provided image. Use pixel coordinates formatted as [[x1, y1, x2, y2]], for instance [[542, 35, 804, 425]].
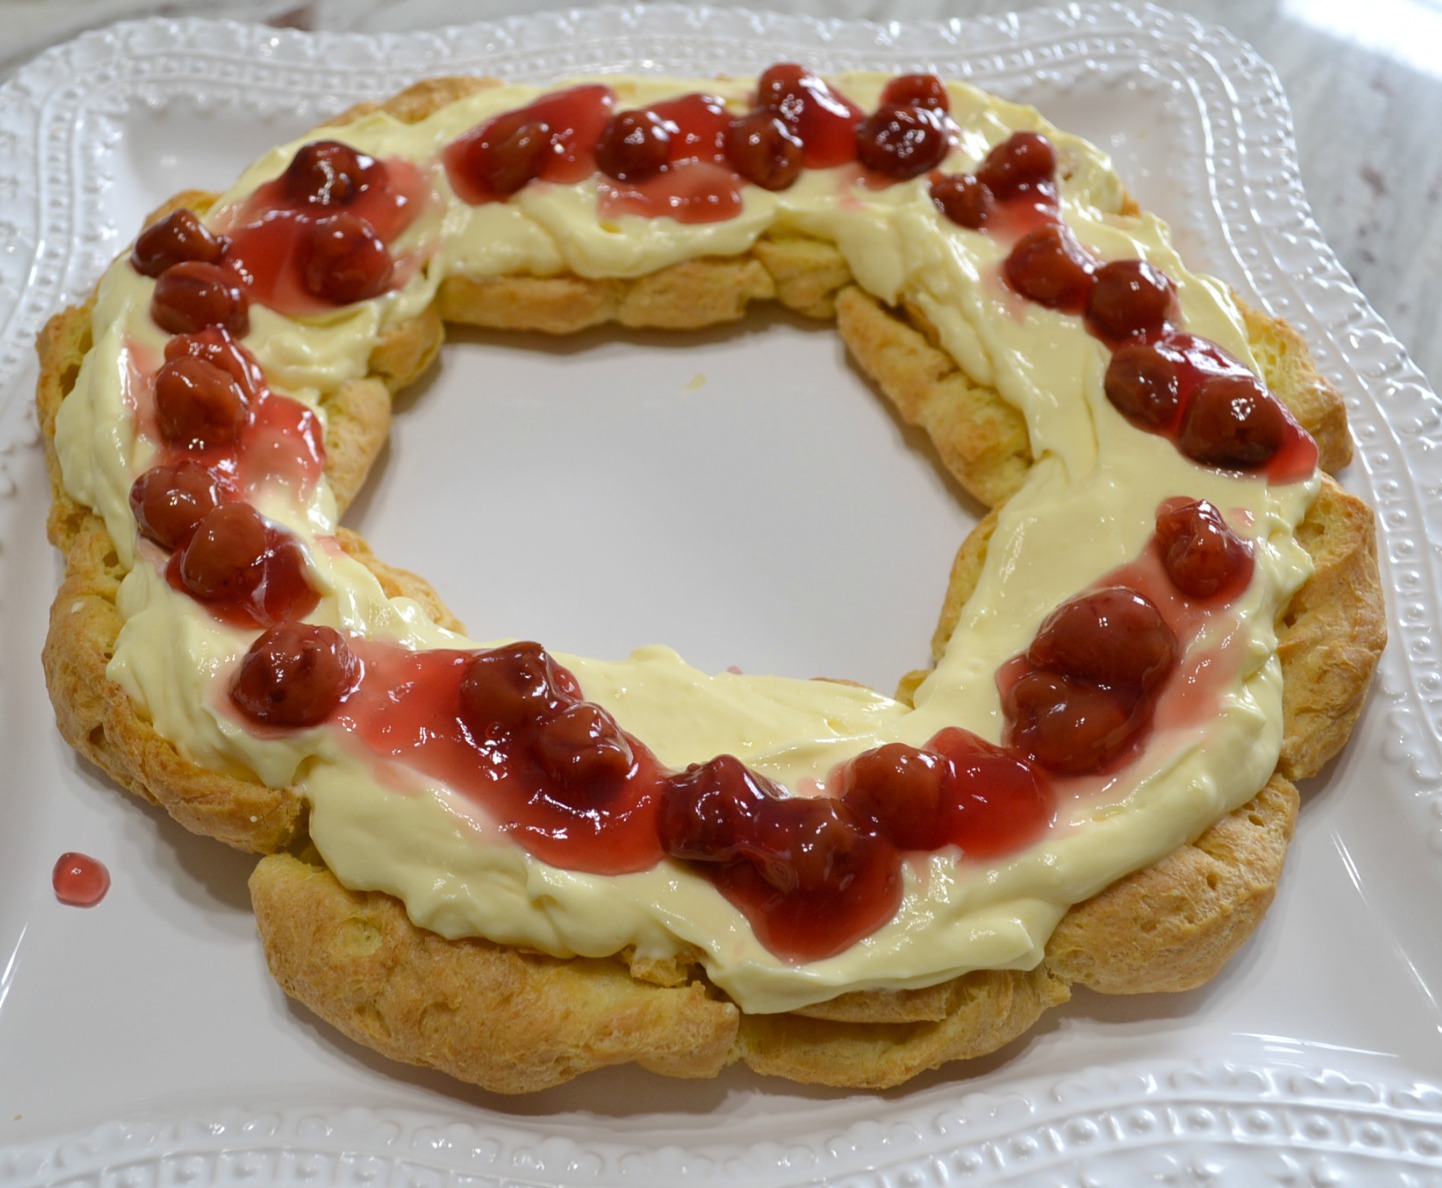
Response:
[[1, 4, 1440, 1185]]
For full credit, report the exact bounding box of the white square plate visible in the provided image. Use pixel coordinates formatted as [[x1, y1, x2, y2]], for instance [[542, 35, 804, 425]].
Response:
[[2, 5, 1441, 1184]]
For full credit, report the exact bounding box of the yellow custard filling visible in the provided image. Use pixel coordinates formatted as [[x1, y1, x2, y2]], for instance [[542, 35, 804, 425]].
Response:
[[53, 72, 1315, 1013]]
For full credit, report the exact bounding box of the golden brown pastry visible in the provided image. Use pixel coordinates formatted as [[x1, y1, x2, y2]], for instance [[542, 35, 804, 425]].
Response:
[[38, 67, 1385, 1092]]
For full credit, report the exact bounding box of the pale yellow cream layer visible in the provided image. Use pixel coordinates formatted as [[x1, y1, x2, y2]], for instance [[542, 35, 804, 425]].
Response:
[[53, 73, 1315, 1013]]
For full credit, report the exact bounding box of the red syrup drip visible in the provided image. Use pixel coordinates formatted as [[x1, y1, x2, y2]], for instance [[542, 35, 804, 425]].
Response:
[[282, 631, 1056, 960], [708, 830, 903, 964], [129, 332, 325, 627], [53, 852, 110, 907], [148, 383, 324, 501], [219, 156, 428, 317], [598, 93, 746, 225], [988, 185, 1060, 240], [231, 488, 1255, 962], [993, 220, 1316, 481], [442, 75, 876, 224], [721, 725, 1056, 960], [926, 131, 1317, 483]]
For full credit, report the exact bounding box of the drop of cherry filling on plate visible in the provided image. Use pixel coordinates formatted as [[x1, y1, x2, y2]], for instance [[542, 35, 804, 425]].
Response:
[[53, 852, 110, 907], [220, 498, 1254, 961]]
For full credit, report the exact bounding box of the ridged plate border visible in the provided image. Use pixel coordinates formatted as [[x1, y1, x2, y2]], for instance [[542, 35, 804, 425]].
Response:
[[1, 4, 1440, 1184], [4, 1062, 1442, 1185]]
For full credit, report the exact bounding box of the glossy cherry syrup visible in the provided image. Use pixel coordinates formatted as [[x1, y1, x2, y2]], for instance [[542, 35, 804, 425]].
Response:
[[53, 852, 110, 907], [999, 498, 1256, 777], [1104, 332, 1317, 482], [598, 92, 748, 224], [137, 329, 324, 510], [444, 84, 616, 204], [931, 131, 1059, 239], [921, 126, 1316, 481], [329, 641, 666, 874], [754, 63, 863, 169], [218, 149, 426, 317], [442, 71, 867, 224], [131, 209, 228, 278]]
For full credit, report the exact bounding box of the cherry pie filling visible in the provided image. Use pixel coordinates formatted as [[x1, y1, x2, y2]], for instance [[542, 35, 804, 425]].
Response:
[[106, 66, 1313, 967]]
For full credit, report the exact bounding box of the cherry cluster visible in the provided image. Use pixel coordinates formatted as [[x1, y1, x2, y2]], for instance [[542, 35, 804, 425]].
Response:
[[448, 65, 963, 209], [222, 492, 1252, 959], [126, 326, 323, 628], [926, 126, 1313, 477]]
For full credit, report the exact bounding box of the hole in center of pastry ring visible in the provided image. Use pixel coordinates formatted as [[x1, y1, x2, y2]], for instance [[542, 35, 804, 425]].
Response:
[[354, 318, 975, 688]]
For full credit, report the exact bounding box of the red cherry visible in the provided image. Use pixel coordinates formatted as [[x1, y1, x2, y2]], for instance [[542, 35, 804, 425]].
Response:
[[534, 702, 635, 787], [594, 109, 672, 182], [131, 209, 227, 278], [129, 462, 226, 551], [755, 63, 823, 121], [754, 63, 861, 167], [723, 110, 804, 191], [164, 327, 265, 399], [252, 533, 319, 626], [1004, 224, 1096, 310], [178, 503, 268, 602], [458, 642, 575, 735], [152, 355, 250, 449], [975, 131, 1057, 199], [1178, 372, 1288, 470], [1004, 669, 1141, 775], [300, 213, 394, 305], [881, 73, 950, 113], [855, 102, 951, 180], [658, 754, 780, 863], [231, 622, 361, 727], [1105, 341, 1181, 429], [930, 728, 1055, 859], [151, 261, 249, 337], [1027, 587, 1178, 694], [930, 172, 992, 229], [456, 112, 556, 198], [280, 140, 377, 207], [1155, 498, 1255, 599], [745, 796, 873, 895], [841, 742, 951, 850], [1086, 259, 1176, 341]]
